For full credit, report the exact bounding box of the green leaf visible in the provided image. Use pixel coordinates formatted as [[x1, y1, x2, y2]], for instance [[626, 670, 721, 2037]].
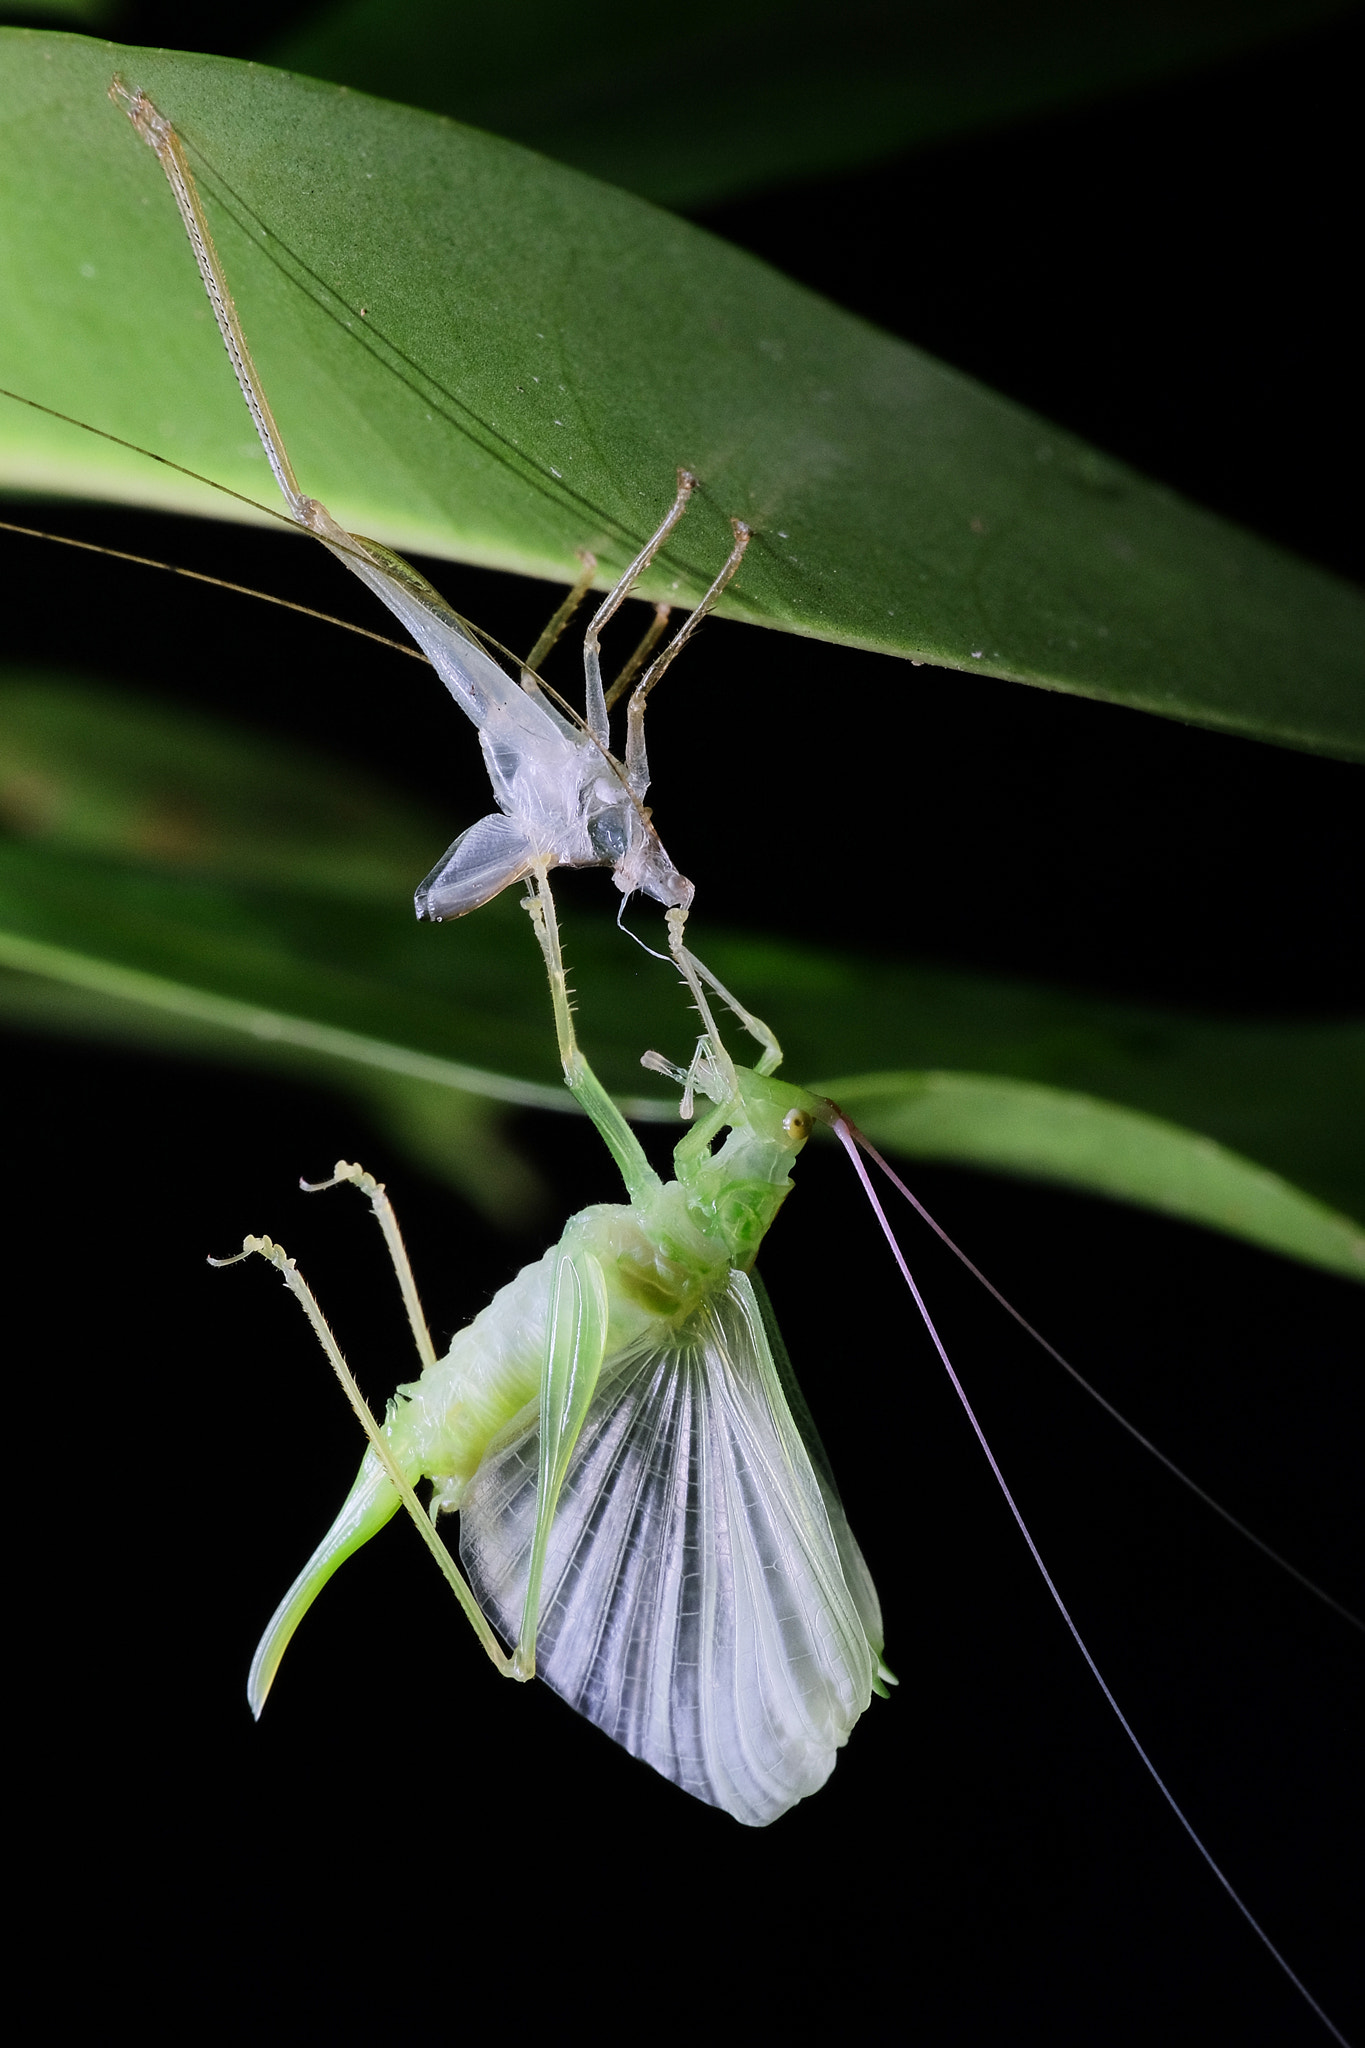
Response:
[[0, 670, 443, 899], [265, 0, 1355, 209], [1, 33, 1362, 757], [829, 1070, 1365, 1284], [2, 674, 1360, 1277]]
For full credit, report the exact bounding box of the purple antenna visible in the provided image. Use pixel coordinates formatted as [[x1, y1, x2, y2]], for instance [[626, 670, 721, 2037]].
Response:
[[845, 1124, 1359, 1635], [832, 1115, 1349, 2048]]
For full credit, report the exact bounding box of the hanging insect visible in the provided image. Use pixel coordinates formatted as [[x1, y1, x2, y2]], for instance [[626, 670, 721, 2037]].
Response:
[[218, 859, 892, 1824]]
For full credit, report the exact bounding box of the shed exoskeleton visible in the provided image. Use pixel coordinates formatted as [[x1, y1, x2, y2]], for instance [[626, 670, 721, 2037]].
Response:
[[113, 78, 751, 951]]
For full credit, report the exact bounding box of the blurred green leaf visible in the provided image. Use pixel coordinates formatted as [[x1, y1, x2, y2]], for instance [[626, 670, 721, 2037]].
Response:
[[267, 0, 1355, 208], [829, 1070, 1364, 1282], [1, 34, 1362, 756], [0, 0, 111, 20], [0, 672, 442, 898], [2, 674, 1360, 1276]]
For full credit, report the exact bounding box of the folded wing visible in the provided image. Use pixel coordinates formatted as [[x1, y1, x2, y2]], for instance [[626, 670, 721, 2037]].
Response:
[[415, 812, 537, 922], [459, 1272, 878, 1825]]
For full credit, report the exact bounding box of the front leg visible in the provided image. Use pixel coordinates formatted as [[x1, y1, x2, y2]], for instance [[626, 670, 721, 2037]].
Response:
[[623, 516, 751, 798], [582, 470, 697, 748]]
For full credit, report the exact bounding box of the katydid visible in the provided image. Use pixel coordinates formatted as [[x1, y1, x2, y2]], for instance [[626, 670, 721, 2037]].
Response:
[[218, 859, 890, 1825], [209, 852, 1350, 2029]]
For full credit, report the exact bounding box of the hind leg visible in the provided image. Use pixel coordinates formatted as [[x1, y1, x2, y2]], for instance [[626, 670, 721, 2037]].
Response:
[[300, 1161, 437, 1371], [213, 1233, 513, 1677]]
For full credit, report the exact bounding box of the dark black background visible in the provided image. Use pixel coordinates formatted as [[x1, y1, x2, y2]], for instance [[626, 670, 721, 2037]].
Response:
[[3, 10, 1362, 2044]]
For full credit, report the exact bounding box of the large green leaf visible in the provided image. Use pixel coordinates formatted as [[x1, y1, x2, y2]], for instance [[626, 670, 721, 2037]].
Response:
[[829, 1071, 1364, 1284], [1, 33, 1362, 757], [266, 0, 1354, 209], [2, 674, 1360, 1278]]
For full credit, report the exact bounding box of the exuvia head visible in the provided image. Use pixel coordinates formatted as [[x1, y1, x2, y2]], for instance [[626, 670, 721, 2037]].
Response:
[[607, 803, 695, 911]]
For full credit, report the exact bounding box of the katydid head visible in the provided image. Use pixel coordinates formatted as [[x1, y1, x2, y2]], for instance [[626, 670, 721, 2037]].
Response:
[[673, 1066, 832, 1268]]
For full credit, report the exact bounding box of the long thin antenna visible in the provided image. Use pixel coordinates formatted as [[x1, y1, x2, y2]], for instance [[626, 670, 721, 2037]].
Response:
[[0, 384, 295, 527], [848, 1125, 1361, 1634], [0, 518, 426, 663], [833, 1117, 1350, 2048]]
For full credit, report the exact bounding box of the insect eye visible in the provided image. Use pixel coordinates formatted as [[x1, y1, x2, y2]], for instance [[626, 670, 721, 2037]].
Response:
[[783, 1109, 813, 1142], [588, 810, 629, 861]]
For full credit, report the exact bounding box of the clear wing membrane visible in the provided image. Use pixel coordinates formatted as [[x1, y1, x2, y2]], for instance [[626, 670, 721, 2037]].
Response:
[[322, 534, 536, 732], [459, 1273, 877, 1824], [415, 812, 537, 922]]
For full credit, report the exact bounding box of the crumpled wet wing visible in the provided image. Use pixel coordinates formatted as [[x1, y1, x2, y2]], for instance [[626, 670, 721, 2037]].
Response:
[[415, 812, 537, 921], [459, 1273, 877, 1825]]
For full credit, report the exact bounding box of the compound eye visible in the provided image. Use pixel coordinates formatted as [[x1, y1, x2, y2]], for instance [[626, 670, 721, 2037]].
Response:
[[588, 809, 629, 861], [783, 1108, 813, 1143]]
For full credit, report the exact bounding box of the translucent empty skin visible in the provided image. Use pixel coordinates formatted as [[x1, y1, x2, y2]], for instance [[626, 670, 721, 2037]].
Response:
[[113, 80, 750, 928], [241, 867, 889, 1825]]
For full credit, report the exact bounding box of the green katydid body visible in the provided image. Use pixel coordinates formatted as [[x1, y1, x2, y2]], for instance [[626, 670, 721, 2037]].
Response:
[[248, 898, 888, 1825]]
